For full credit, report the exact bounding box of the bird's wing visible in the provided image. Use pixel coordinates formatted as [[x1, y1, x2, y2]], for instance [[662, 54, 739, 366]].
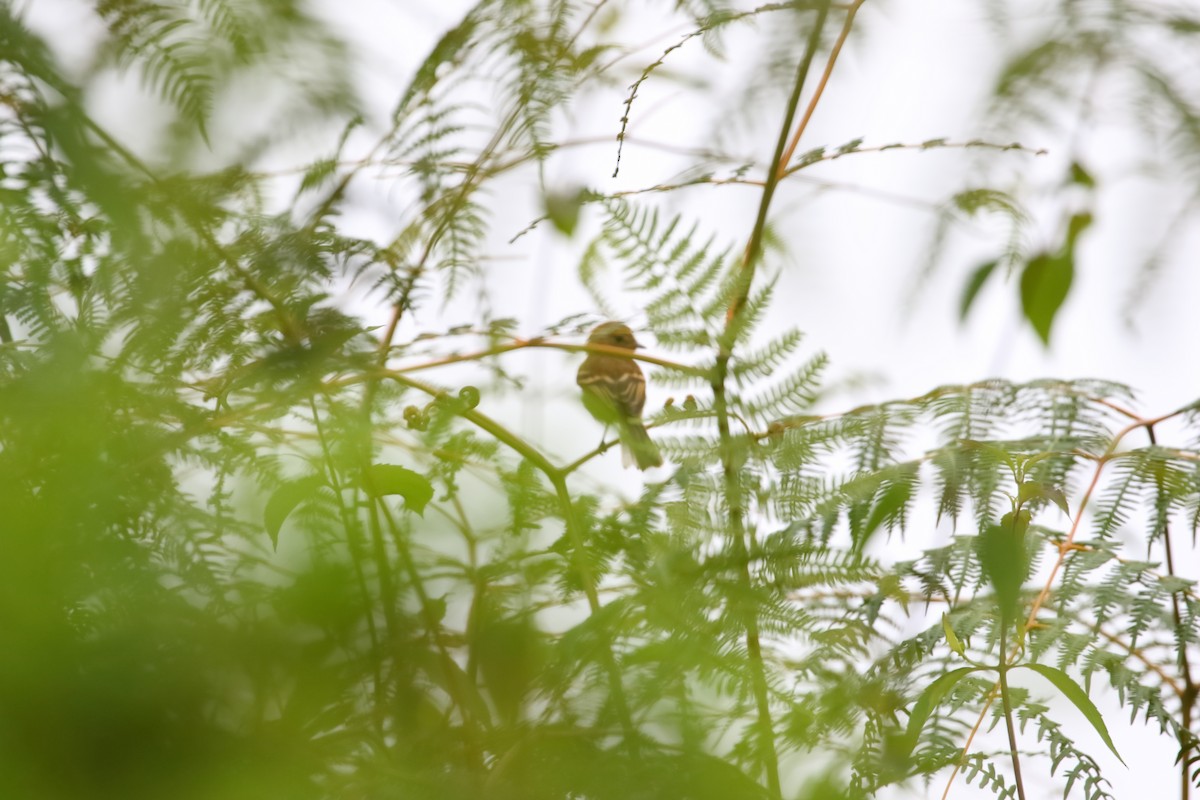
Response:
[[578, 363, 646, 418]]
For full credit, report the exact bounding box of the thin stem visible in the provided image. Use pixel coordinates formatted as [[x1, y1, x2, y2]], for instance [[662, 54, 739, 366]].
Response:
[[997, 626, 1028, 800], [1148, 425, 1196, 800], [386, 338, 705, 378], [548, 473, 641, 755], [375, 498, 486, 776], [710, 4, 834, 795], [381, 372, 640, 753], [560, 435, 623, 476], [445, 494, 486, 683], [308, 398, 386, 728], [778, 0, 866, 173], [940, 688, 1000, 800], [1022, 409, 1182, 631], [363, 482, 401, 638], [945, 405, 1193, 799]]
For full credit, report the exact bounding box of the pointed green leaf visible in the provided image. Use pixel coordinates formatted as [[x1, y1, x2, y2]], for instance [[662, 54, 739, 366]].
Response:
[[413, 643, 493, 729], [668, 751, 775, 799], [979, 510, 1031, 623], [1166, 15, 1200, 34], [1065, 211, 1094, 248], [1017, 663, 1125, 765], [1068, 161, 1095, 189], [264, 474, 329, 550], [363, 464, 433, 515], [960, 259, 998, 321], [942, 613, 965, 656], [544, 188, 589, 237], [1019, 251, 1073, 345], [900, 667, 980, 758], [1017, 481, 1070, 517]]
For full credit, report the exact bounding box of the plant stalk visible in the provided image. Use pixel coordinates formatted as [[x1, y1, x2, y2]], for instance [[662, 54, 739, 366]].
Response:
[[997, 625, 1027, 800], [384, 373, 640, 754], [710, 3, 833, 796], [1149, 426, 1196, 800]]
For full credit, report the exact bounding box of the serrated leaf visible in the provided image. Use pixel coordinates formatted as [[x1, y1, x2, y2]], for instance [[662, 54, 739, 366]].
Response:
[[299, 158, 337, 193], [835, 137, 864, 155], [1158, 575, 1196, 593], [1017, 663, 1126, 765], [363, 464, 433, 515], [1019, 251, 1073, 345], [960, 259, 998, 321], [573, 43, 613, 71], [264, 474, 329, 550], [951, 187, 1021, 217], [858, 469, 916, 548], [795, 146, 826, 167]]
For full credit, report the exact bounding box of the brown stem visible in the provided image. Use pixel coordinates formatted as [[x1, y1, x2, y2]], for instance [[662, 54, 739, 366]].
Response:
[[1022, 409, 1182, 633], [1148, 425, 1196, 800], [946, 405, 1192, 799], [386, 338, 705, 378], [778, 0, 866, 173]]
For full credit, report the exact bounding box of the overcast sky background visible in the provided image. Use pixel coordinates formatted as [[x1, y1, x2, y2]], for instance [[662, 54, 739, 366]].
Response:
[[341, 4, 1199, 792], [18, 0, 1200, 794]]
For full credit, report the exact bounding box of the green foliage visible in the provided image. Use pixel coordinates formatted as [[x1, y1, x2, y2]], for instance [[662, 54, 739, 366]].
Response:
[[1, 2, 1199, 800]]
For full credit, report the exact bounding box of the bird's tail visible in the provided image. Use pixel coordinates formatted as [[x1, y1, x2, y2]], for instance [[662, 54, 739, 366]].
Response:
[[620, 421, 663, 470]]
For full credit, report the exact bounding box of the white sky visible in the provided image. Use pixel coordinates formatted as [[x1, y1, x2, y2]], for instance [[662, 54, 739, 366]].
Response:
[[17, 0, 1200, 795], [345, 3, 1200, 793]]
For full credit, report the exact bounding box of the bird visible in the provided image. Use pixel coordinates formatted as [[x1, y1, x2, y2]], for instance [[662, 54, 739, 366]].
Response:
[[576, 321, 663, 470]]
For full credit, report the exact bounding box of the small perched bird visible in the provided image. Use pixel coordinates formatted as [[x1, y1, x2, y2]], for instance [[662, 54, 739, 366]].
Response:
[[576, 321, 663, 470]]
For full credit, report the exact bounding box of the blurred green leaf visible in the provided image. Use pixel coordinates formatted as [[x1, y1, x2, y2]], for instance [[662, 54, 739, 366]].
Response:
[[1068, 161, 1095, 188], [1017, 480, 1070, 517], [1065, 210, 1094, 247], [942, 613, 965, 656], [475, 613, 542, 725], [264, 474, 329, 549], [859, 466, 916, 548], [362, 464, 433, 514], [960, 259, 998, 321], [543, 187, 589, 237], [1019, 251, 1073, 345], [901, 667, 980, 759], [978, 509, 1031, 622]]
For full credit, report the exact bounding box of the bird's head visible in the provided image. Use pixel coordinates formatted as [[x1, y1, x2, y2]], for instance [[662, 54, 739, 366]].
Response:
[[587, 321, 640, 350]]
